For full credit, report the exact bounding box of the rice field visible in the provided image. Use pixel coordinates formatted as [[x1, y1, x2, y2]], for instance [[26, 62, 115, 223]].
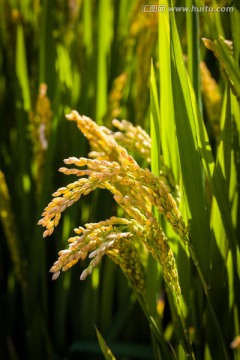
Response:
[[0, 1, 240, 359]]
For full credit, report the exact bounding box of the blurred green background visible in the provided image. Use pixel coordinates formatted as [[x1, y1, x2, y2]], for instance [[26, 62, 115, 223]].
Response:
[[0, 1, 156, 359], [1, 0, 240, 359]]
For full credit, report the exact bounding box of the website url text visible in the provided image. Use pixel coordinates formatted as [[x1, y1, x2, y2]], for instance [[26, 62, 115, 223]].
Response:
[[141, 5, 234, 13]]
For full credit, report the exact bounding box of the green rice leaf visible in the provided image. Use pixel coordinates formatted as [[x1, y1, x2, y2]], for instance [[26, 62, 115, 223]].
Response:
[[150, 60, 160, 175], [186, 0, 200, 103], [159, 4, 179, 180], [186, 76, 239, 277], [15, 24, 31, 111], [169, 7, 211, 279], [95, 327, 116, 360], [96, 0, 113, 124]]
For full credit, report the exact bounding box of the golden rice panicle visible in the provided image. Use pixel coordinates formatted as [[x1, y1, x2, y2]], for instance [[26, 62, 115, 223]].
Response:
[[49, 218, 133, 281], [123, 164, 189, 243], [202, 37, 240, 102], [106, 141, 188, 244], [108, 237, 146, 296], [112, 191, 149, 226], [61, 156, 121, 180], [38, 178, 87, 237], [65, 110, 150, 164], [158, 159, 180, 203], [154, 179, 188, 241], [29, 83, 52, 192], [39, 112, 188, 246], [65, 111, 119, 161], [143, 215, 181, 299], [129, 1, 158, 125], [200, 61, 221, 142], [38, 157, 122, 237], [0, 171, 26, 289], [112, 119, 151, 163], [38, 111, 183, 301], [110, 192, 180, 298], [107, 72, 128, 120]]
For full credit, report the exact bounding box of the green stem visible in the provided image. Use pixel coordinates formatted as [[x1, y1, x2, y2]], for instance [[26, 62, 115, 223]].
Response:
[[134, 292, 175, 360], [177, 299, 196, 360], [188, 240, 230, 360]]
